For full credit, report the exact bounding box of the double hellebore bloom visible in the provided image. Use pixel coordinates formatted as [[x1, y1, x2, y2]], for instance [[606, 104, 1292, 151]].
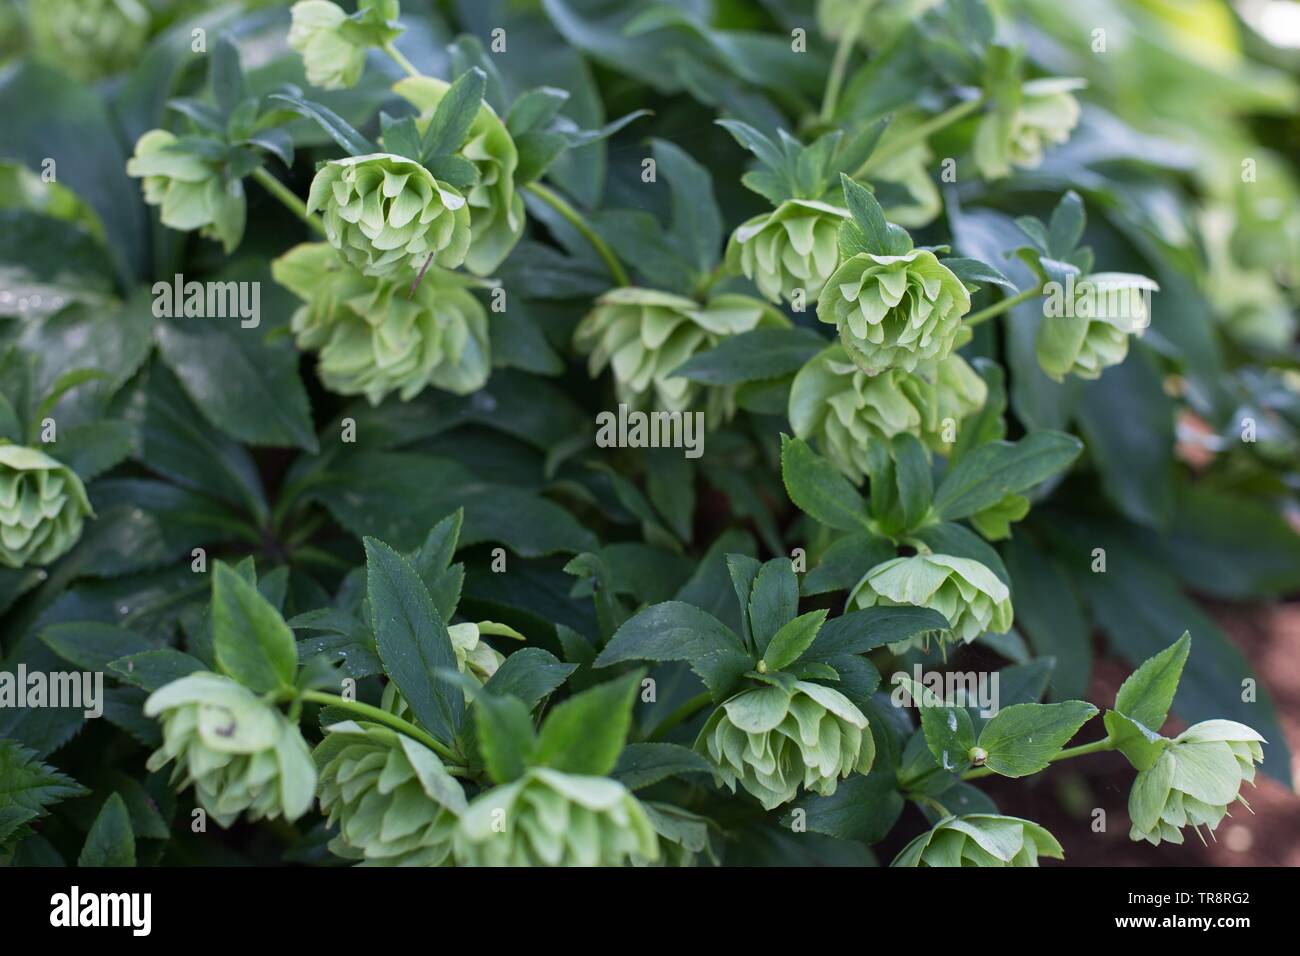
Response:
[[850, 553, 1013, 651], [315, 720, 467, 866], [817, 249, 971, 374], [288, 1, 369, 91], [1128, 720, 1265, 846], [893, 814, 1064, 867], [974, 78, 1084, 180], [307, 153, 471, 278], [725, 199, 845, 306], [697, 681, 874, 810], [454, 768, 659, 866], [0, 445, 93, 568], [144, 673, 317, 827]]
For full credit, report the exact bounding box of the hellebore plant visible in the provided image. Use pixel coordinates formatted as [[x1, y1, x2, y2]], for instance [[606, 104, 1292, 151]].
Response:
[[0, 0, 1294, 872]]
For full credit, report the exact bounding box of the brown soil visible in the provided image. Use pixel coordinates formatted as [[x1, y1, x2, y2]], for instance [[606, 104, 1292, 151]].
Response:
[[983, 602, 1300, 866]]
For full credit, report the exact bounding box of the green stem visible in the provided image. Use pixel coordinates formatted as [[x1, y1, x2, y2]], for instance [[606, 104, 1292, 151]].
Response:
[[964, 283, 1043, 328], [647, 691, 713, 742], [252, 168, 326, 237], [854, 96, 984, 178], [819, 4, 869, 123], [960, 735, 1114, 782], [523, 181, 630, 287], [300, 690, 461, 764], [382, 41, 421, 79]]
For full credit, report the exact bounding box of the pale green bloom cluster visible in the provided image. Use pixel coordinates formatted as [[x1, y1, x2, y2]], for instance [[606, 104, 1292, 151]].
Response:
[[725, 200, 845, 305], [28, 0, 151, 82], [892, 814, 1064, 867], [272, 242, 489, 405], [698, 681, 873, 810], [307, 153, 470, 278], [1036, 272, 1158, 381], [850, 554, 1012, 651], [315, 720, 466, 866], [453, 768, 659, 866], [790, 343, 987, 483], [974, 78, 1084, 180], [1128, 720, 1265, 846], [0, 445, 93, 568], [144, 673, 317, 827], [574, 288, 787, 424], [288, 1, 368, 91], [126, 130, 246, 252], [817, 250, 971, 374]]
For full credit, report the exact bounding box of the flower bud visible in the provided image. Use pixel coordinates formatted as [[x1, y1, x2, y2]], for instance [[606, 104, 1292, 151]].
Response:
[[849, 553, 1012, 651], [454, 768, 659, 866], [288, 1, 368, 91], [272, 242, 489, 404], [974, 78, 1084, 180], [817, 250, 971, 374], [725, 200, 845, 305], [29, 0, 150, 82], [574, 288, 787, 424], [306, 153, 470, 278], [1128, 720, 1265, 846], [126, 130, 246, 252], [698, 680, 873, 810], [315, 720, 466, 865], [893, 814, 1064, 866], [789, 344, 987, 483], [144, 673, 316, 827], [0, 445, 93, 568]]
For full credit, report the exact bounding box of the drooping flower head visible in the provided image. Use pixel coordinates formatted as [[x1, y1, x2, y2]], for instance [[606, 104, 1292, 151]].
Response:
[[0, 445, 93, 568], [306, 153, 470, 278], [144, 673, 317, 827], [817, 249, 971, 374], [127, 130, 246, 252], [725, 199, 845, 305], [1128, 720, 1265, 846], [574, 289, 787, 424], [1036, 273, 1158, 381], [893, 814, 1064, 867], [272, 242, 489, 404], [315, 720, 466, 865], [288, 0, 369, 90], [850, 553, 1012, 652], [974, 78, 1084, 180], [453, 768, 659, 866], [789, 344, 987, 483], [697, 680, 873, 810]]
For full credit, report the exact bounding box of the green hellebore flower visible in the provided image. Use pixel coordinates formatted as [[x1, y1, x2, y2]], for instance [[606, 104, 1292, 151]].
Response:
[[574, 288, 788, 424], [892, 814, 1064, 867], [789, 343, 987, 483], [1128, 720, 1265, 847], [697, 681, 874, 810], [315, 720, 467, 866], [144, 673, 316, 827], [28, 0, 151, 82], [974, 78, 1085, 180], [724, 199, 845, 305], [288, 1, 368, 91], [454, 768, 659, 866], [0, 445, 93, 569], [1036, 272, 1158, 381], [306, 153, 470, 278], [449, 620, 524, 685], [394, 76, 525, 276], [817, 250, 971, 374], [126, 129, 246, 252], [849, 553, 1012, 651], [272, 242, 489, 404]]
